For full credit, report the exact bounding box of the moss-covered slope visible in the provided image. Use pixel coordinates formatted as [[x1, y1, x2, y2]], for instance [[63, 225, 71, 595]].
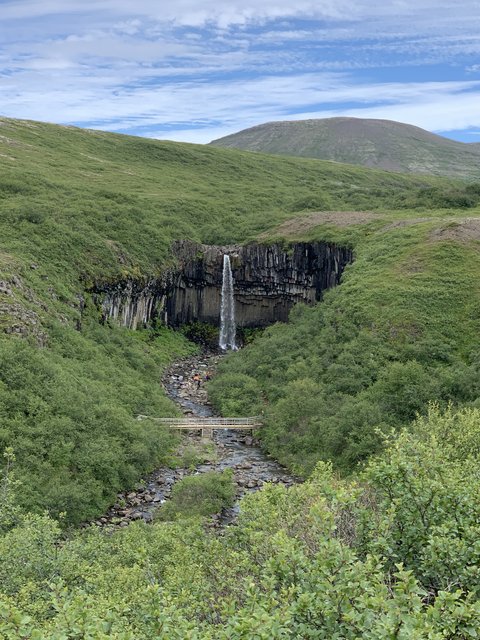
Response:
[[0, 115, 480, 521], [210, 210, 480, 473]]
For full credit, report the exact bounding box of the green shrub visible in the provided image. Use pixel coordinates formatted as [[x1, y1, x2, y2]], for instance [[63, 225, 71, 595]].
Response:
[[158, 469, 235, 521], [180, 322, 219, 348], [211, 222, 480, 474], [1, 408, 480, 636], [208, 372, 263, 416]]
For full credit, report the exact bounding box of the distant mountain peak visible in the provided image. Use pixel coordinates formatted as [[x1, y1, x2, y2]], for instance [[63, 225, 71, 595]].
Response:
[[210, 118, 480, 180]]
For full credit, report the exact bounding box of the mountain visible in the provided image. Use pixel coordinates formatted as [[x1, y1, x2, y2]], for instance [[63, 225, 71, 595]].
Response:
[[3, 114, 470, 523], [210, 117, 480, 180]]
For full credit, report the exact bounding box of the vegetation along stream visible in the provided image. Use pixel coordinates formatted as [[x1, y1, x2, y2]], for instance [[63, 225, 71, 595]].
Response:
[[92, 349, 296, 529]]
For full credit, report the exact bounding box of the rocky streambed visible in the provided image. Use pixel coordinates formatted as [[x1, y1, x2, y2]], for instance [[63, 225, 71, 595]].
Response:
[[92, 350, 297, 529]]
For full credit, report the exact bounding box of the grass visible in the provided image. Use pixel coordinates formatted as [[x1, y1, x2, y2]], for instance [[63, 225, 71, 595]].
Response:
[[171, 441, 219, 471], [1, 115, 480, 518], [210, 211, 480, 474], [157, 469, 235, 521]]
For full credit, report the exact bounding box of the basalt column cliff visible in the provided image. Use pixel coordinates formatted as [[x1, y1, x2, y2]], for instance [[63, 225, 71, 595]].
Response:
[[165, 241, 352, 327], [93, 241, 353, 329]]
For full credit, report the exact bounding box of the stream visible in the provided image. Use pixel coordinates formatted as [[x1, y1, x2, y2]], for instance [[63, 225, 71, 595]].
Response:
[[93, 350, 296, 529]]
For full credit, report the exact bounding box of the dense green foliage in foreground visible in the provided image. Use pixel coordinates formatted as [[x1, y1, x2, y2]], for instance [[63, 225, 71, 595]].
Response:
[[2, 407, 480, 638], [0, 322, 193, 523], [210, 216, 480, 474]]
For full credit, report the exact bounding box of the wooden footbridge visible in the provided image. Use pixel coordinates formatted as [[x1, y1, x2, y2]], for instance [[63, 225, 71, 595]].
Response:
[[137, 415, 262, 439]]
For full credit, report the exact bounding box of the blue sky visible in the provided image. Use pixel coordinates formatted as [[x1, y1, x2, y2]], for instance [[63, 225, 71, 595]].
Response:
[[2, 0, 480, 144]]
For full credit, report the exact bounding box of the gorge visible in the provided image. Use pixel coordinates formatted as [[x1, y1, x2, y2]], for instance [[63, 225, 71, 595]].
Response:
[[93, 240, 353, 332], [3, 116, 480, 638]]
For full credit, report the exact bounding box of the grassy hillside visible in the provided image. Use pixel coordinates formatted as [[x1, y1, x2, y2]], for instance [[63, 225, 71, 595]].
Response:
[[0, 115, 479, 522], [2, 117, 480, 637], [210, 117, 480, 180], [210, 209, 480, 474], [3, 115, 476, 340]]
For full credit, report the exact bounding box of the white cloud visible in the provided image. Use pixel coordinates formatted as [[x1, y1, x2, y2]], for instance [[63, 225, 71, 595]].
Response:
[[2, 1, 480, 143], [282, 94, 480, 136], [0, 1, 374, 24], [3, 65, 480, 143], [2, 0, 480, 31]]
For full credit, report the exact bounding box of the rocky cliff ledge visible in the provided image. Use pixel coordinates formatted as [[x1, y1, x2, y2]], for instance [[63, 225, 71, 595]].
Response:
[[92, 240, 353, 330]]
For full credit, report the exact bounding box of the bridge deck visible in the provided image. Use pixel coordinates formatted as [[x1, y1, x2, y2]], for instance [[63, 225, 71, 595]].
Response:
[[137, 415, 262, 434]]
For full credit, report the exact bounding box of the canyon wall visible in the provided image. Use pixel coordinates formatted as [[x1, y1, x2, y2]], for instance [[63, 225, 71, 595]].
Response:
[[92, 240, 353, 330]]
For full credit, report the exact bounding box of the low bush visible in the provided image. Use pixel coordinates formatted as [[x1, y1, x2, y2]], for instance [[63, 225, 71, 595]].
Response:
[[1, 407, 480, 637], [180, 322, 219, 348], [157, 469, 235, 521]]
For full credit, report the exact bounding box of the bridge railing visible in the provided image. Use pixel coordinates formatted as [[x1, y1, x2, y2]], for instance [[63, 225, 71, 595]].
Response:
[[159, 416, 260, 425], [136, 415, 262, 428]]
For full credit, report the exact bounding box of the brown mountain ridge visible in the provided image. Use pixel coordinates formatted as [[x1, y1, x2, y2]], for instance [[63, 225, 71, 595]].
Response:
[[210, 117, 480, 180]]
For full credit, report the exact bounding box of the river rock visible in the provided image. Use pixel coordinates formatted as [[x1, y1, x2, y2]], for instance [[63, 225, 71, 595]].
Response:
[[91, 348, 298, 530]]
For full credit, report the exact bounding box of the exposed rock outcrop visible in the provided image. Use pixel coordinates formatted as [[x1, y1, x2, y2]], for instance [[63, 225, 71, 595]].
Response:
[[0, 274, 48, 345], [165, 240, 353, 327], [97, 279, 166, 330], [92, 240, 353, 330]]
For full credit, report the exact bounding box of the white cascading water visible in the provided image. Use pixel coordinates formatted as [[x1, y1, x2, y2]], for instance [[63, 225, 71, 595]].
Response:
[[219, 254, 237, 350]]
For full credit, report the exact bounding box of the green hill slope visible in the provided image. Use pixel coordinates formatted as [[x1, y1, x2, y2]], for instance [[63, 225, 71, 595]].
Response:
[[3, 115, 474, 341], [2, 116, 480, 640], [210, 117, 480, 180], [0, 116, 480, 523], [211, 210, 480, 473]]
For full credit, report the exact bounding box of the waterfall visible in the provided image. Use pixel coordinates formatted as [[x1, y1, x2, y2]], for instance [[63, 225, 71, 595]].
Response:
[[219, 254, 237, 350]]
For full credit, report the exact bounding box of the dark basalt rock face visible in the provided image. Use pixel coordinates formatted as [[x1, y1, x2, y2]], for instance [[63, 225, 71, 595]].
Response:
[[92, 240, 353, 330], [165, 240, 353, 327], [94, 278, 166, 330]]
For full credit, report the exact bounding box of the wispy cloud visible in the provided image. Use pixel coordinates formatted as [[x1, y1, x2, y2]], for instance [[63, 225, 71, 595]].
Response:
[[2, 1, 480, 29], [2, 1, 480, 142]]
